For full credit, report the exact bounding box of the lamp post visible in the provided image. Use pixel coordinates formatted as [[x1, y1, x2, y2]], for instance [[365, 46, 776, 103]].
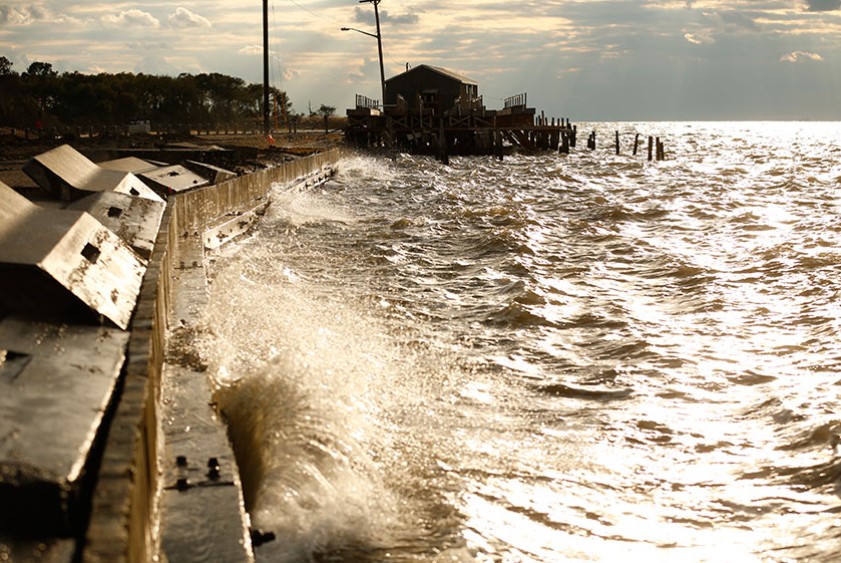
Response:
[[342, 0, 386, 109], [262, 0, 270, 135]]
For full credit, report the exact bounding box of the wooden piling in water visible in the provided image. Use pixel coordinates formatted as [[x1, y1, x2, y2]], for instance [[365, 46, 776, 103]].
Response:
[[633, 133, 640, 156], [615, 131, 620, 155], [439, 119, 448, 164], [647, 136, 654, 162], [494, 130, 504, 161]]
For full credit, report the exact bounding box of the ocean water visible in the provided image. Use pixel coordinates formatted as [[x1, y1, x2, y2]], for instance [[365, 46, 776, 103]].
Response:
[[199, 122, 841, 562]]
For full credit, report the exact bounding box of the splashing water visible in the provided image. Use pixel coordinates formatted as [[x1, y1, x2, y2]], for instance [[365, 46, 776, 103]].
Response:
[[202, 124, 841, 562]]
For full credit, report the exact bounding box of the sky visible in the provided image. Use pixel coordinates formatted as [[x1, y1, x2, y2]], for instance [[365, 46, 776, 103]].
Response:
[[1, 0, 840, 120]]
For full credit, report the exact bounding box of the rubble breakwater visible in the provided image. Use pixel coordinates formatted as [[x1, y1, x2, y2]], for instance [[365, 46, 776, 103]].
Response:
[[0, 141, 341, 562]]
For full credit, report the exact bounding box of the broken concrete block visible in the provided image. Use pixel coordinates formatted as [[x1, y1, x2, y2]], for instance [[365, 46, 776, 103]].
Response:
[[183, 160, 237, 185], [139, 165, 209, 195], [0, 317, 129, 536], [23, 144, 163, 203], [67, 191, 166, 261], [0, 182, 145, 329], [97, 156, 161, 175]]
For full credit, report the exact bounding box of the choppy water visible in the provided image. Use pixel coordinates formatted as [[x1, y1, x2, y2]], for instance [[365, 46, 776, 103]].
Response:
[[200, 122, 841, 562]]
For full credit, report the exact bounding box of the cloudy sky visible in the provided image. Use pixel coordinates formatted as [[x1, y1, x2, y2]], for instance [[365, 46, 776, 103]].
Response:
[[1, 0, 840, 120]]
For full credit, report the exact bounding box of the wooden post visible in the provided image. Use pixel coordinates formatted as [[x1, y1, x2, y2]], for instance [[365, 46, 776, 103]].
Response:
[[560, 131, 570, 154], [439, 118, 449, 165], [633, 133, 640, 156], [571, 125, 577, 148], [647, 136, 654, 161], [615, 131, 620, 155]]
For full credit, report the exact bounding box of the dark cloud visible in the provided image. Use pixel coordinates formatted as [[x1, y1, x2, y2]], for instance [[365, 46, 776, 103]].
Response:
[[0, 4, 51, 24], [718, 10, 761, 31], [804, 0, 841, 10]]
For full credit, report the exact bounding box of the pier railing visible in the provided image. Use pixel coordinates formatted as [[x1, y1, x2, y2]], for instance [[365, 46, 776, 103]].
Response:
[[504, 93, 528, 109], [355, 94, 380, 110]]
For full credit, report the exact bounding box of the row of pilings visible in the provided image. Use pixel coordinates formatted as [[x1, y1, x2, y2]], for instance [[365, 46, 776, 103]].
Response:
[[344, 113, 668, 164], [428, 124, 669, 164]]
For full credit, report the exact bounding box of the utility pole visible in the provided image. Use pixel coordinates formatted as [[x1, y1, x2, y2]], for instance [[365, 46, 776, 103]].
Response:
[[359, 0, 386, 108], [262, 0, 270, 135]]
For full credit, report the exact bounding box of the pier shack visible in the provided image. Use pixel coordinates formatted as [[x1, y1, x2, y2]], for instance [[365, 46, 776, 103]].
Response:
[[345, 64, 575, 159]]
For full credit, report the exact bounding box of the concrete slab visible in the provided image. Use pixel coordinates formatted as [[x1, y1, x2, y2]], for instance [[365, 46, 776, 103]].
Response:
[[23, 144, 163, 203], [0, 317, 129, 536], [160, 365, 253, 563], [0, 536, 75, 563], [0, 182, 145, 329], [203, 203, 268, 250], [159, 235, 252, 561], [97, 157, 161, 175], [140, 165, 209, 196], [67, 191, 166, 261], [183, 160, 238, 185]]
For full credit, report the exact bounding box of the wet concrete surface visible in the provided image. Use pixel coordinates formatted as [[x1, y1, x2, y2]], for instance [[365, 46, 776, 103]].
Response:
[[0, 317, 129, 535], [0, 182, 146, 330], [159, 236, 253, 562]]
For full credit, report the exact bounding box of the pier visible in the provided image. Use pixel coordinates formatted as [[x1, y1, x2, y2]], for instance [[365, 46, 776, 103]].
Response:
[[344, 65, 668, 162], [343, 65, 578, 161], [346, 92, 577, 159]]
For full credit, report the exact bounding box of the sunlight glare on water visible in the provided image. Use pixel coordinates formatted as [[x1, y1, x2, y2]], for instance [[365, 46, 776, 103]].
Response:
[[201, 123, 841, 562]]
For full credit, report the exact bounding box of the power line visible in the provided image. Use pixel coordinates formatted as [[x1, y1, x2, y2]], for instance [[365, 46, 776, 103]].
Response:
[[285, 0, 337, 23]]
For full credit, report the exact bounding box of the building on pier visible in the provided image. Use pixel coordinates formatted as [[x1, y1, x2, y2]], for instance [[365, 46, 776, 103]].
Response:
[[385, 64, 479, 116], [345, 63, 573, 158]]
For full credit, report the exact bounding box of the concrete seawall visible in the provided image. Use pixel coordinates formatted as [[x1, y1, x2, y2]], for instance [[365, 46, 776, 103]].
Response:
[[1, 147, 342, 562]]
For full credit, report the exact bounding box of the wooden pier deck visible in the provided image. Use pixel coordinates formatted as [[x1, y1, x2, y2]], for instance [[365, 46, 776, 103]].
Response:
[[345, 98, 577, 161]]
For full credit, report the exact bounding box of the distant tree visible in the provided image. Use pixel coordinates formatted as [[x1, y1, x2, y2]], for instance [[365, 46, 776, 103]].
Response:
[[316, 104, 336, 118], [24, 61, 57, 79], [0, 56, 13, 76], [0, 56, 21, 124], [317, 104, 335, 132], [20, 61, 58, 123], [0, 60, 296, 131]]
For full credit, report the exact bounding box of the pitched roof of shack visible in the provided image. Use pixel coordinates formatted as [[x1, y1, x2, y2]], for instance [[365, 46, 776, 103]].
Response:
[[386, 64, 478, 86]]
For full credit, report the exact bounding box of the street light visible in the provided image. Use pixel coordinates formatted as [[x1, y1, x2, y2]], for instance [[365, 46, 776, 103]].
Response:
[[341, 27, 376, 39], [341, 0, 386, 110]]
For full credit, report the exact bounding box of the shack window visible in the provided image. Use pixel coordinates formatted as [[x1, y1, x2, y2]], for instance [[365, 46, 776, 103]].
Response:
[[422, 90, 439, 105]]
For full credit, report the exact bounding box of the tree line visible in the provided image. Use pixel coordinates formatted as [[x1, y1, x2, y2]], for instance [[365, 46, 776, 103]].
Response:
[[0, 56, 336, 131]]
